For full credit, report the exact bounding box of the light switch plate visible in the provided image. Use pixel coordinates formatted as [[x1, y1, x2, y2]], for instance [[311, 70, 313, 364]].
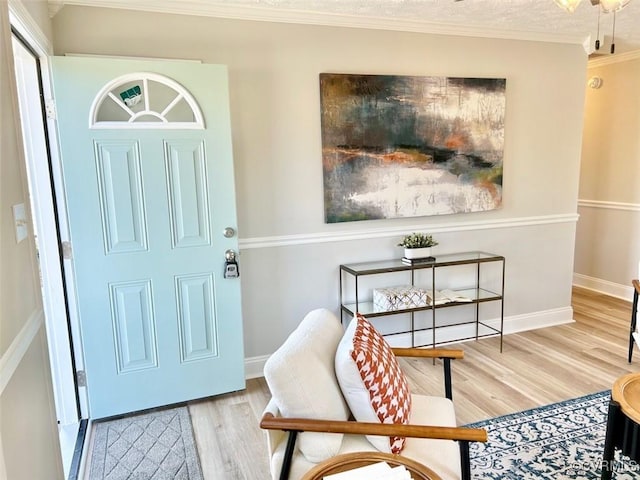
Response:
[[12, 203, 28, 243]]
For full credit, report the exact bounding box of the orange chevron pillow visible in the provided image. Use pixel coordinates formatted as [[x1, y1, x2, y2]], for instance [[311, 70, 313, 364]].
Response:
[[335, 312, 412, 453]]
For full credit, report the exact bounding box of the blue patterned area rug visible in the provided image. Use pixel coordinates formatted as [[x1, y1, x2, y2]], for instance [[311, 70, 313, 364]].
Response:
[[88, 406, 203, 480], [467, 391, 640, 479]]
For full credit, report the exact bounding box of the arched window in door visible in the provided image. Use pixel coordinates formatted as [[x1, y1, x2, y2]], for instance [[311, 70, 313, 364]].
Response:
[[89, 72, 205, 129]]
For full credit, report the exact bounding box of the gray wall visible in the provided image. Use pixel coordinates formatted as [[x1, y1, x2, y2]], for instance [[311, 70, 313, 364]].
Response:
[[52, 6, 587, 372], [575, 55, 640, 299]]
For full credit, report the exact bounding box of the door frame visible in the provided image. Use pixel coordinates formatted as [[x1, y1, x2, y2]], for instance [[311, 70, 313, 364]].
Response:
[[8, 2, 89, 421]]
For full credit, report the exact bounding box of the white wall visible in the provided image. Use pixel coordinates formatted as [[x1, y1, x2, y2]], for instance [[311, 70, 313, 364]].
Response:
[[52, 6, 587, 371], [0, 1, 63, 478], [574, 54, 640, 299]]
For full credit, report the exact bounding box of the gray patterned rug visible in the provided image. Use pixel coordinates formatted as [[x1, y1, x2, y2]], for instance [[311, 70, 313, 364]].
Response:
[[467, 390, 640, 479], [88, 406, 203, 480]]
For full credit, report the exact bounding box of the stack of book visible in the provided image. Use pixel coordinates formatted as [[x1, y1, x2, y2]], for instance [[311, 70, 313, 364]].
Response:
[[401, 256, 435, 265], [324, 461, 413, 479]]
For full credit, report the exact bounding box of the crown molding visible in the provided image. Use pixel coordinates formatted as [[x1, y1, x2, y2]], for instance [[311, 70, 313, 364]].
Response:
[[588, 48, 640, 67], [53, 0, 588, 46], [9, 0, 53, 53], [48, 0, 64, 17]]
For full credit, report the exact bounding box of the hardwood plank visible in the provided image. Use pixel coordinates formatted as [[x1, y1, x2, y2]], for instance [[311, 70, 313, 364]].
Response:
[[189, 382, 271, 479], [189, 286, 635, 478]]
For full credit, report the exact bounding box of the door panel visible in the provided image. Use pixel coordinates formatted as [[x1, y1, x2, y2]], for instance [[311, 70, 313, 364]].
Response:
[[165, 140, 210, 248], [95, 139, 148, 253], [176, 273, 217, 361], [51, 57, 244, 418]]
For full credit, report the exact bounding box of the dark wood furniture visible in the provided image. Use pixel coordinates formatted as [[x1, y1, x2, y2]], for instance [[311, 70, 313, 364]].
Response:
[[601, 372, 640, 479]]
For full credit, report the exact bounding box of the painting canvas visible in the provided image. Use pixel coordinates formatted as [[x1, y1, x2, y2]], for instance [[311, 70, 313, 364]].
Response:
[[320, 73, 506, 223]]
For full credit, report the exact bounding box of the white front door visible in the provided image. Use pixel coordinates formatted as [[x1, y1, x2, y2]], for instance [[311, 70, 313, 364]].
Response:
[[51, 56, 245, 418]]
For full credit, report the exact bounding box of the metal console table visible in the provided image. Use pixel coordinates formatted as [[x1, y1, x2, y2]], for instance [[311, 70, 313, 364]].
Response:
[[339, 251, 505, 351]]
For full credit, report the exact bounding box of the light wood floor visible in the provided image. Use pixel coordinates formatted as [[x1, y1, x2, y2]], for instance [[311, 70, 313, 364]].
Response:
[[189, 286, 637, 479]]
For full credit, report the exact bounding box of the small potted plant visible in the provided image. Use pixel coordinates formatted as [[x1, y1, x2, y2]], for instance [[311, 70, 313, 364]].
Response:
[[398, 232, 439, 260]]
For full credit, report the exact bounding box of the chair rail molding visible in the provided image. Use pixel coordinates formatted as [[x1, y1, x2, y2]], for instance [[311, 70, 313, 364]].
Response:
[[578, 199, 640, 212], [239, 213, 579, 250], [0, 309, 44, 395]]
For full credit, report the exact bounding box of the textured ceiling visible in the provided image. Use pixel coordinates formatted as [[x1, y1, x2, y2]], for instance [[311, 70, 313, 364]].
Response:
[[52, 0, 640, 55]]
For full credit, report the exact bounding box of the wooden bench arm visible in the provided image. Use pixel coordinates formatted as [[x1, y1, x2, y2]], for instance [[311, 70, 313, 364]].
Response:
[[633, 279, 640, 295], [260, 412, 487, 443], [392, 347, 464, 360]]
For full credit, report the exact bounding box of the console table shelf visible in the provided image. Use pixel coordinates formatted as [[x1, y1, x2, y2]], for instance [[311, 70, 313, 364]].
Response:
[[339, 251, 505, 351]]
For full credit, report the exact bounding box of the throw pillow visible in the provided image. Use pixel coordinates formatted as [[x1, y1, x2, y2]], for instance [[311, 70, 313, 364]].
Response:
[[335, 312, 412, 453]]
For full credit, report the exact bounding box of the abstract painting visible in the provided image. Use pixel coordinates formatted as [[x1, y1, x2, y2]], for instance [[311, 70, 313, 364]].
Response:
[[320, 73, 506, 223]]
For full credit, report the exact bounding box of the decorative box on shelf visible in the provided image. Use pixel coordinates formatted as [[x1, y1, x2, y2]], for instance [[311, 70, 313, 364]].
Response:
[[372, 285, 428, 312]]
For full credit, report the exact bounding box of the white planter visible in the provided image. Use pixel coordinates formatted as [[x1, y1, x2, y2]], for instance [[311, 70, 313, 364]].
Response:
[[403, 247, 432, 259]]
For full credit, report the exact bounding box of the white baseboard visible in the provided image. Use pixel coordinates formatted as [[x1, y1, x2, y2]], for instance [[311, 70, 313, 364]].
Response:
[[573, 273, 634, 301], [242, 306, 574, 379], [500, 306, 574, 334], [244, 354, 271, 379]]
